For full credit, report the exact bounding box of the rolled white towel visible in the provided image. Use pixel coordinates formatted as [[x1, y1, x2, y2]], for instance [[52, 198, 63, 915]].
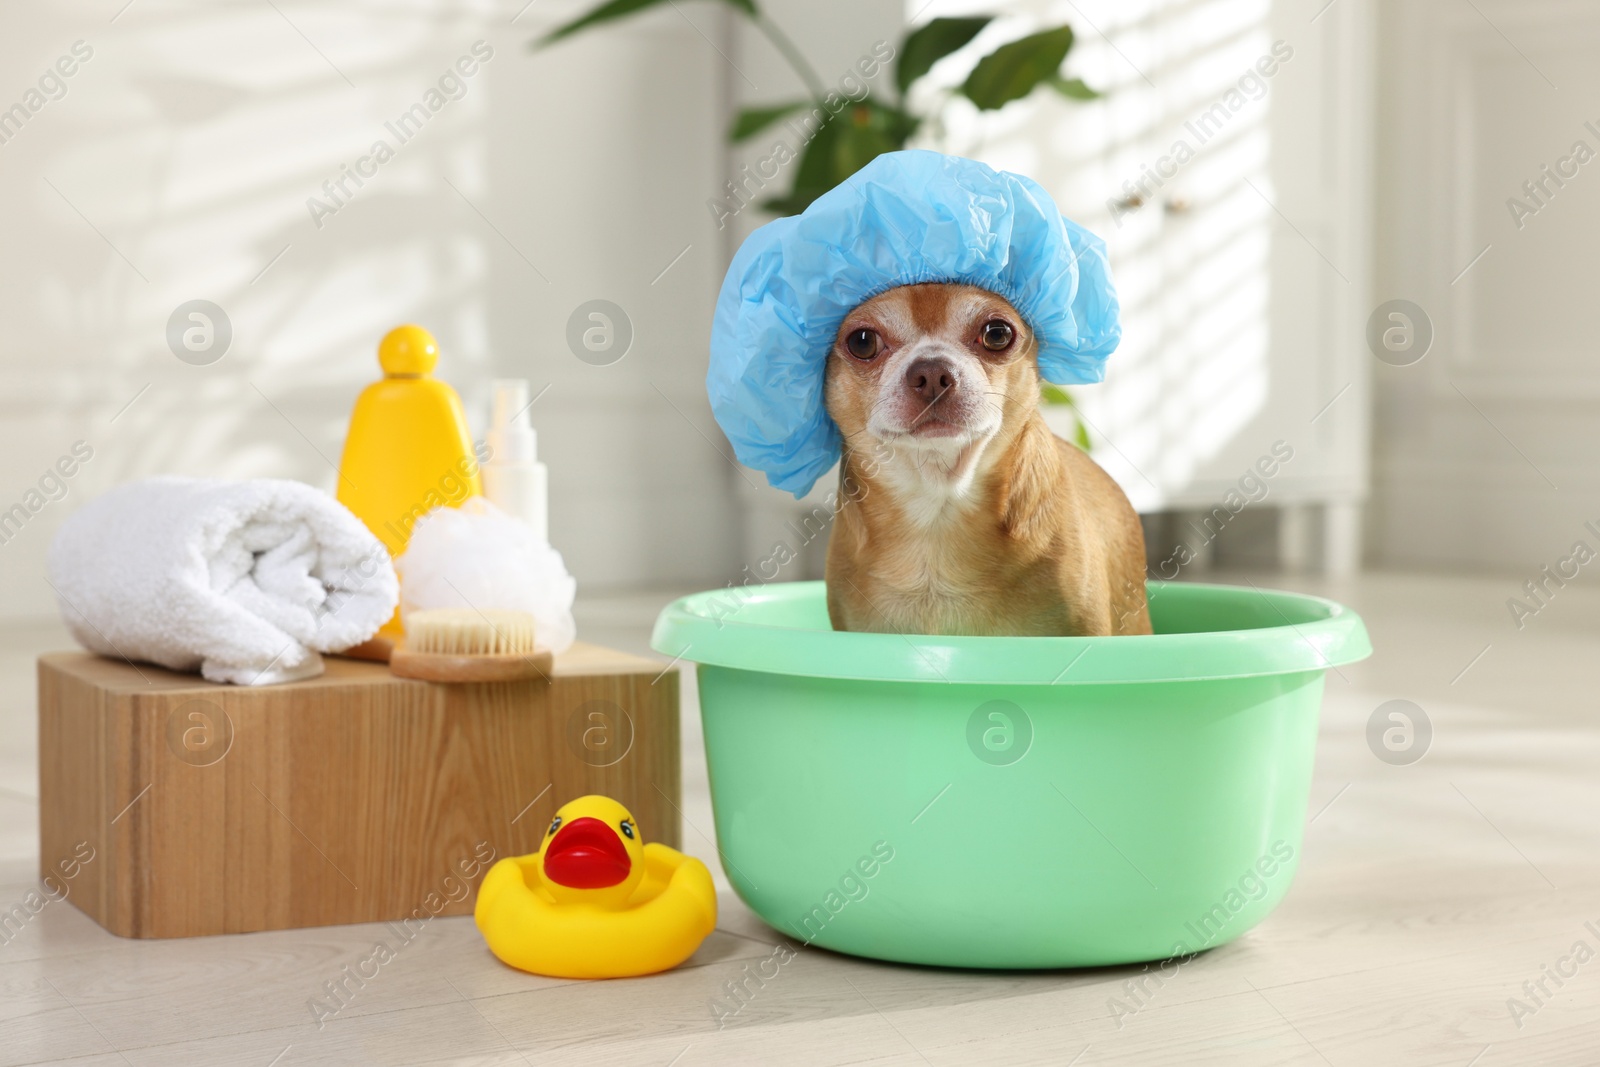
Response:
[[47, 476, 398, 685]]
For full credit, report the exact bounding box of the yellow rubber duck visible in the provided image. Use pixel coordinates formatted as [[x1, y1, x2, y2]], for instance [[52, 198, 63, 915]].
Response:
[[474, 795, 716, 979]]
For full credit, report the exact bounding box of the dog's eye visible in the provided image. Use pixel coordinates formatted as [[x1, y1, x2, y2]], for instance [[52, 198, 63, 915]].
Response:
[[845, 329, 880, 360], [979, 321, 1014, 352]]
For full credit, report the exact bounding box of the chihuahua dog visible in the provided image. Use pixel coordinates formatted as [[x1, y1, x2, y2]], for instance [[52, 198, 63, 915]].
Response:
[[824, 283, 1151, 637]]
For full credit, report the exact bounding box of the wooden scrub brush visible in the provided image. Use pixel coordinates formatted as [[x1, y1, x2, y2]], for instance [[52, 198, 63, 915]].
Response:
[[389, 608, 553, 683]]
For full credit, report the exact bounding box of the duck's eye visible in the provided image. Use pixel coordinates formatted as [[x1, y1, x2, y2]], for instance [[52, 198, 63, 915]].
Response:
[[619, 820, 635, 840], [845, 329, 880, 360], [547, 816, 562, 838], [979, 320, 1014, 352]]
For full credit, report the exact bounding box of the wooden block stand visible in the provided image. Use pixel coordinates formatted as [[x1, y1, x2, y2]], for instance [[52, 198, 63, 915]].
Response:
[[38, 644, 679, 939]]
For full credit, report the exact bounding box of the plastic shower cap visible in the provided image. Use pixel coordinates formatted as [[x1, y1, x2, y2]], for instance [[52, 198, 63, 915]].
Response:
[[708, 149, 1121, 498]]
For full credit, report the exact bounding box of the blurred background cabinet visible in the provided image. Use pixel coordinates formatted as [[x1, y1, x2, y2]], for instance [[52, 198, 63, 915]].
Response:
[[1372, 0, 1600, 570]]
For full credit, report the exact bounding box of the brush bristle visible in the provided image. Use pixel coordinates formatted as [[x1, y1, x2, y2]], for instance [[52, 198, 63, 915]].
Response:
[[404, 609, 536, 656]]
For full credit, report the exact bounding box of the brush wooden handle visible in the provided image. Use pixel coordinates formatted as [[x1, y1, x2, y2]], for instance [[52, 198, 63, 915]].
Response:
[[339, 635, 396, 663], [388, 648, 553, 683]]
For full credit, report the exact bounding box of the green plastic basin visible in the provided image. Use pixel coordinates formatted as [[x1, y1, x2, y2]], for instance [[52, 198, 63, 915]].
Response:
[[651, 580, 1370, 969]]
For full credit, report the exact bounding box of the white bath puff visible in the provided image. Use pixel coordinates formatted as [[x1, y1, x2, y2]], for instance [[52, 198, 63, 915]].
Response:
[[396, 498, 577, 654]]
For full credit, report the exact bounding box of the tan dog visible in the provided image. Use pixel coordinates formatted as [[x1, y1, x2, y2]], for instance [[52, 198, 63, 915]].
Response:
[[824, 283, 1151, 637]]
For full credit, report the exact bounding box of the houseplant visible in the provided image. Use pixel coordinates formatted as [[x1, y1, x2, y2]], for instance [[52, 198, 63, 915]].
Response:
[[537, 2, 1102, 442], [537, 3, 1100, 216]]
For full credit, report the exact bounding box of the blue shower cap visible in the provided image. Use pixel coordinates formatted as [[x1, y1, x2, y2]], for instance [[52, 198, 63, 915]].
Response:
[[708, 149, 1121, 498]]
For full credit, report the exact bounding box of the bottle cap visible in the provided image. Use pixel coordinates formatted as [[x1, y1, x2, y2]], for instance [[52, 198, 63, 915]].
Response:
[[488, 379, 537, 463], [492, 380, 530, 430], [379, 325, 438, 376]]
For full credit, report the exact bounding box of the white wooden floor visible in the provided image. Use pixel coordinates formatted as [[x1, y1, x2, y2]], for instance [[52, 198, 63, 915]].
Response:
[[2, 570, 1598, 1066]]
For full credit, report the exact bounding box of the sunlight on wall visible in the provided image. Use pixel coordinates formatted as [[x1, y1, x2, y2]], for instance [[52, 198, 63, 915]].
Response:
[[28, 1, 494, 491], [907, 0, 1273, 510], [1, 0, 740, 616], [0, 1, 500, 616]]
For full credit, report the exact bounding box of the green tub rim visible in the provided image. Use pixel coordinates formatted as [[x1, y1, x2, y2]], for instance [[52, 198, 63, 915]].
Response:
[[651, 579, 1371, 686]]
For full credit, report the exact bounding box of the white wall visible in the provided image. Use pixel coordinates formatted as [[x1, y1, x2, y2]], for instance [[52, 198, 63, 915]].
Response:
[[1372, 0, 1600, 573], [0, 0, 740, 619]]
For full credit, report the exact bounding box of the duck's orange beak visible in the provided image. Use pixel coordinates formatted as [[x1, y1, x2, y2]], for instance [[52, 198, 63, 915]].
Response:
[[543, 817, 632, 889]]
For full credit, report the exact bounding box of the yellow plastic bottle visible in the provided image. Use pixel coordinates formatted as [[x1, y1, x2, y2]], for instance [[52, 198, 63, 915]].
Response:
[[337, 324, 481, 640]]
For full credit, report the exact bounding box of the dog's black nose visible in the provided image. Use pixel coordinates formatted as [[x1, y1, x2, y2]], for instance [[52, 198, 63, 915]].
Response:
[[904, 358, 957, 405]]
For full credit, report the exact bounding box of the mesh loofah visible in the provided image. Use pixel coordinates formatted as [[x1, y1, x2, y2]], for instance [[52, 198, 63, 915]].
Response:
[[395, 498, 576, 654]]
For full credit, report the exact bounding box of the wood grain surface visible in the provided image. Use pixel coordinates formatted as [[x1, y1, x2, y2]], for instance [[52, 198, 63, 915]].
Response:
[[37, 644, 678, 939]]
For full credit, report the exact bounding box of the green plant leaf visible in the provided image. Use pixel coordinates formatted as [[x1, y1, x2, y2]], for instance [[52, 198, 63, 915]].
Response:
[[833, 101, 916, 176], [783, 114, 845, 206], [896, 16, 992, 95], [1040, 382, 1075, 406], [761, 101, 917, 216], [1048, 75, 1100, 100], [961, 25, 1076, 111], [758, 191, 815, 215], [1039, 383, 1093, 448], [539, 0, 756, 48], [761, 120, 840, 215], [729, 102, 807, 142]]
